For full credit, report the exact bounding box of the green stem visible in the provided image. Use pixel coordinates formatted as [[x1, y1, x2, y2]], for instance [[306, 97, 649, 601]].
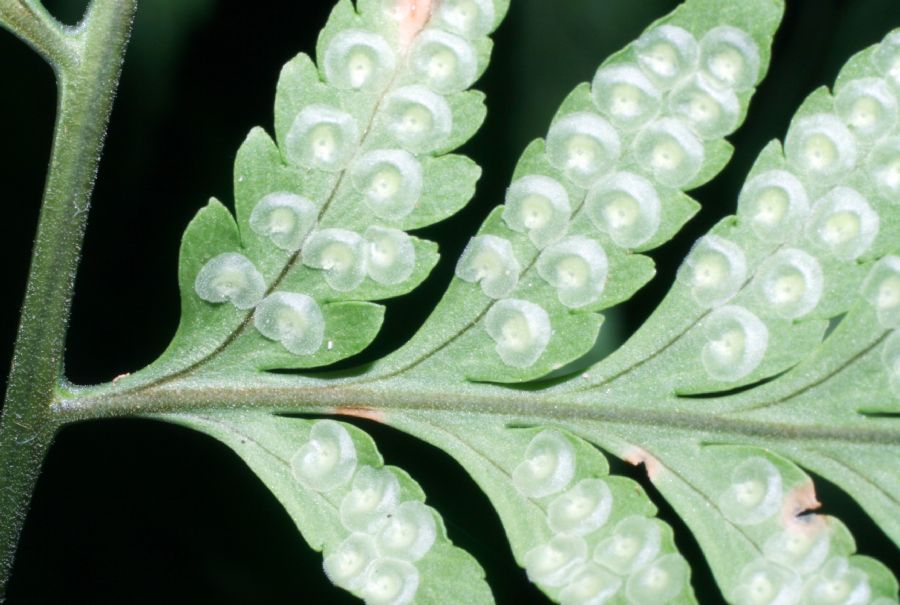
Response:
[[59, 374, 900, 446], [0, 0, 136, 597], [0, 0, 73, 66]]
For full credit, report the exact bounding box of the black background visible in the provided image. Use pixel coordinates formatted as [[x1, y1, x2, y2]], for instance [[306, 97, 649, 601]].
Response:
[[2, 0, 899, 603]]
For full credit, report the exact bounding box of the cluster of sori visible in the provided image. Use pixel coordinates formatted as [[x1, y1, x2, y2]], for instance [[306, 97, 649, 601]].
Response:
[[512, 430, 689, 605], [455, 22, 761, 369], [194, 201, 418, 355], [193, 0, 498, 356], [298, 0, 494, 167], [719, 457, 899, 605], [677, 30, 900, 383], [291, 421, 436, 605], [311, 0, 493, 160], [193, 249, 330, 356]]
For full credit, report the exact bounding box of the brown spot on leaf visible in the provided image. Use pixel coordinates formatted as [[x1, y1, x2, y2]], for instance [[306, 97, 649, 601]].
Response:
[[780, 480, 821, 526], [392, 0, 434, 50], [335, 407, 385, 423], [624, 446, 663, 480]]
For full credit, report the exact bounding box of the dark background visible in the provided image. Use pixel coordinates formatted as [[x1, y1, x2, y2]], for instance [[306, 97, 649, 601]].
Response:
[[2, 0, 899, 603]]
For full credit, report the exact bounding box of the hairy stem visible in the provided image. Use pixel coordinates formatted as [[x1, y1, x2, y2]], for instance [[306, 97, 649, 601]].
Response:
[[0, 0, 72, 66], [59, 373, 900, 446], [0, 0, 136, 596]]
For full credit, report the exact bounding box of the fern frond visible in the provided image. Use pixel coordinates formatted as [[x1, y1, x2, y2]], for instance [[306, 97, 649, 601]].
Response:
[[368, 0, 784, 383], [75, 1, 900, 604], [109, 0, 508, 388], [538, 23, 900, 605], [171, 412, 493, 604], [388, 412, 698, 604]]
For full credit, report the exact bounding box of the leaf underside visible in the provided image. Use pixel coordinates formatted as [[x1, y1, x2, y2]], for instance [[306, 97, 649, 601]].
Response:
[[104, 0, 900, 603]]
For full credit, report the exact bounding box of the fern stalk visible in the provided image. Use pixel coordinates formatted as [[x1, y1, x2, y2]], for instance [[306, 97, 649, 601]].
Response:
[[0, 0, 72, 65], [0, 0, 136, 596], [60, 373, 900, 446]]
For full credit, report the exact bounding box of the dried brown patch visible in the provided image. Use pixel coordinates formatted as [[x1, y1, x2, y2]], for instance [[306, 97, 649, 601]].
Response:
[[335, 406, 385, 423], [624, 446, 664, 480], [780, 480, 821, 527], [394, 0, 434, 49]]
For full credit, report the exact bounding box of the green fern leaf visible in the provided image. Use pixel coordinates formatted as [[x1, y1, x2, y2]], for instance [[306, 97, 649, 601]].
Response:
[[388, 413, 698, 604], [170, 411, 493, 605], [65, 1, 900, 604], [108, 0, 508, 388], [367, 0, 784, 383]]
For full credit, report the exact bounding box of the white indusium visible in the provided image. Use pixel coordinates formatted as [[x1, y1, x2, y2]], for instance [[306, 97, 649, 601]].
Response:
[[195, 252, 266, 310], [835, 77, 898, 142], [593, 515, 663, 576], [762, 521, 833, 575], [537, 236, 609, 308], [784, 113, 858, 184], [633, 25, 699, 90], [286, 105, 361, 171], [508, 424, 688, 604], [339, 466, 401, 534], [302, 228, 368, 291], [291, 420, 357, 491], [805, 186, 879, 261], [558, 563, 622, 605], [669, 73, 740, 139], [718, 456, 783, 526], [254, 292, 326, 355], [324, 532, 379, 592], [679, 235, 748, 308], [512, 430, 576, 499], [591, 64, 662, 132], [753, 248, 824, 320], [700, 305, 769, 382], [800, 557, 873, 605], [586, 171, 662, 248], [249, 192, 318, 251], [455, 234, 521, 298], [546, 112, 622, 188], [483, 298, 551, 368], [730, 559, 802, 605], [698, 26, 761, 92], [624, 553, 689, 605], [361, 558, 420, 605], [350, 149, 423, 220], [737, 169, 810, 243], [384, 85, 453, 154], [547, 478, 614, 537], [433, 0, 496, 39], [633, 117, 704, 188], [323, 29, 396, 92], [502, 174, 572, 248], [376, 500, 437, 562], [409, 29, 478, 94], [364, 226, 416, 286], [524, 534, 589, 587]]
